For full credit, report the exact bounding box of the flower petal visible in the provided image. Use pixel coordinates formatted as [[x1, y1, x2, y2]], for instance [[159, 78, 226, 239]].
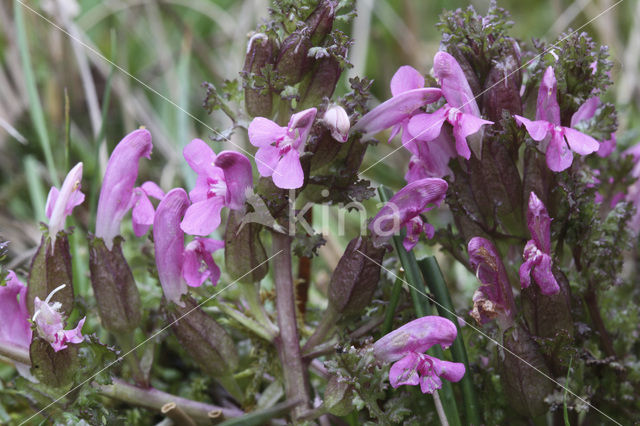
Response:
[[545, 130, 573, 172], [272, 149, 304, 189], [288, 107, 317, 145], [0, 271, 32, 349], [131, 189, 155, 237], [180, 196, 225, 236], [183, 138, 218, 176], [514, 115, 550, 141], [48, 162, 84, 244], [95, 129, 152, 250], [255, 145, 280, 177], [536, 66, 561, 125], [390, 65, 425, 96], [407, 109, 447, 142], [531, 253, 560, 295], [570, 96, 600, 127], [389, 352, 421, 388], [141, 181, 165, 200], [248, 117, 287, 147], [215, 151, 254, 210], [433, 51, 480, 116], [563, 127, 600, 155], [45, 187, 59, 220], [373, 316, 458, 363], [352, 88, 442, 138], [154, 188, 190, 306]]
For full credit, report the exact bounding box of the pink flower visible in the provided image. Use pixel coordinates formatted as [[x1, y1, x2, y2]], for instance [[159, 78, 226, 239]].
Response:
[[514, 67, 599, 172], [180, 139, 254, 236], [32, 284, 85, 352], [519, 192, 560, 295], [352, 66, 442, 145], [373, 316, 465, 394], [248, 108, 317, 189], [95, 129, 153, 250], [0, 271, 32, 350], [407, 52, 493, 160], [155, 188, 224, 306], [45, 162, 84, 248], [468, 237, 516, 328], [369, 178, 448, 251]]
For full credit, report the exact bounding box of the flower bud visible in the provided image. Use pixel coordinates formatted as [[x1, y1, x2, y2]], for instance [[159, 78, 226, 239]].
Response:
[[27, 234, 74, 316], [88, 235, 142, 332], [500, 324, 554, 417], [224, 210, 268, 284], [168, 296, 238, 377], [305, 0, 336, 45], [482, 43, 522, 123], [243, 33, 277, 117], [298, 51, 343, 110], [328, 236, 386, 316], [275, 31, 312, 87], [322, 104, 350, 143]]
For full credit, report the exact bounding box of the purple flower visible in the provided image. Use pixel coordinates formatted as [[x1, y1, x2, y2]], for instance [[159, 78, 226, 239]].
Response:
[[407, 52, 493, 160], [519, 192, 560, 295], [468, 237, 516, 328], [322, 104, 350, 142], [568, 96, 616, 158], [180, 139, 253, 236], [0, 271, 32, 350], [373, 316, 465, 394], [369, 178, 448, 251], [45, 162, 84, 247], [32, 284, 85, 352], [155, 188, 224, 306], [351, 65, 442, 144], [514, 67, 599, 172], [248, 108, 317, 189], [95, 129, 153, 250]]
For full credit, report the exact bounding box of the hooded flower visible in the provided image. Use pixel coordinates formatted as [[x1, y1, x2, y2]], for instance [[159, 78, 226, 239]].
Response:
[[45, 162, 84, 248], [407, 52, 493, 160], [322, 104, 350, 142], [95, 129, 153, 250], [373, 316, 465, 394], [248, 108, 317, 189], [351, 65, 442, 145], [155, 188, 224, 306], [32, 284, 85, 352], [369, 178, 448, 251], [519, 192, 560, 295], [180, 140, 253, 236], [514, 67, 600, 172], [468, 237, 516, 328], [404, 133, 456, 182]]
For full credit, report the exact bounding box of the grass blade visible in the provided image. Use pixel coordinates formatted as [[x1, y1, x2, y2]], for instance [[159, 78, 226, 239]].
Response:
[[14, 0, 58, 186]]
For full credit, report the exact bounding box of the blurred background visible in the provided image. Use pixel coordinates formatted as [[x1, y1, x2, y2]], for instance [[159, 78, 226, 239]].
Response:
[[1, 0, 638, 304]]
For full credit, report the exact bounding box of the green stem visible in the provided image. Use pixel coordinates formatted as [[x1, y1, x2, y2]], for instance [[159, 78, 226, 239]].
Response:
[[218, 302, 274, 342], [114, 332, 148, 388], [379, 185, 462, 426], [241, 282, 278, 336], [418, 257, 482, 426], [382, 276, 404, 335]]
